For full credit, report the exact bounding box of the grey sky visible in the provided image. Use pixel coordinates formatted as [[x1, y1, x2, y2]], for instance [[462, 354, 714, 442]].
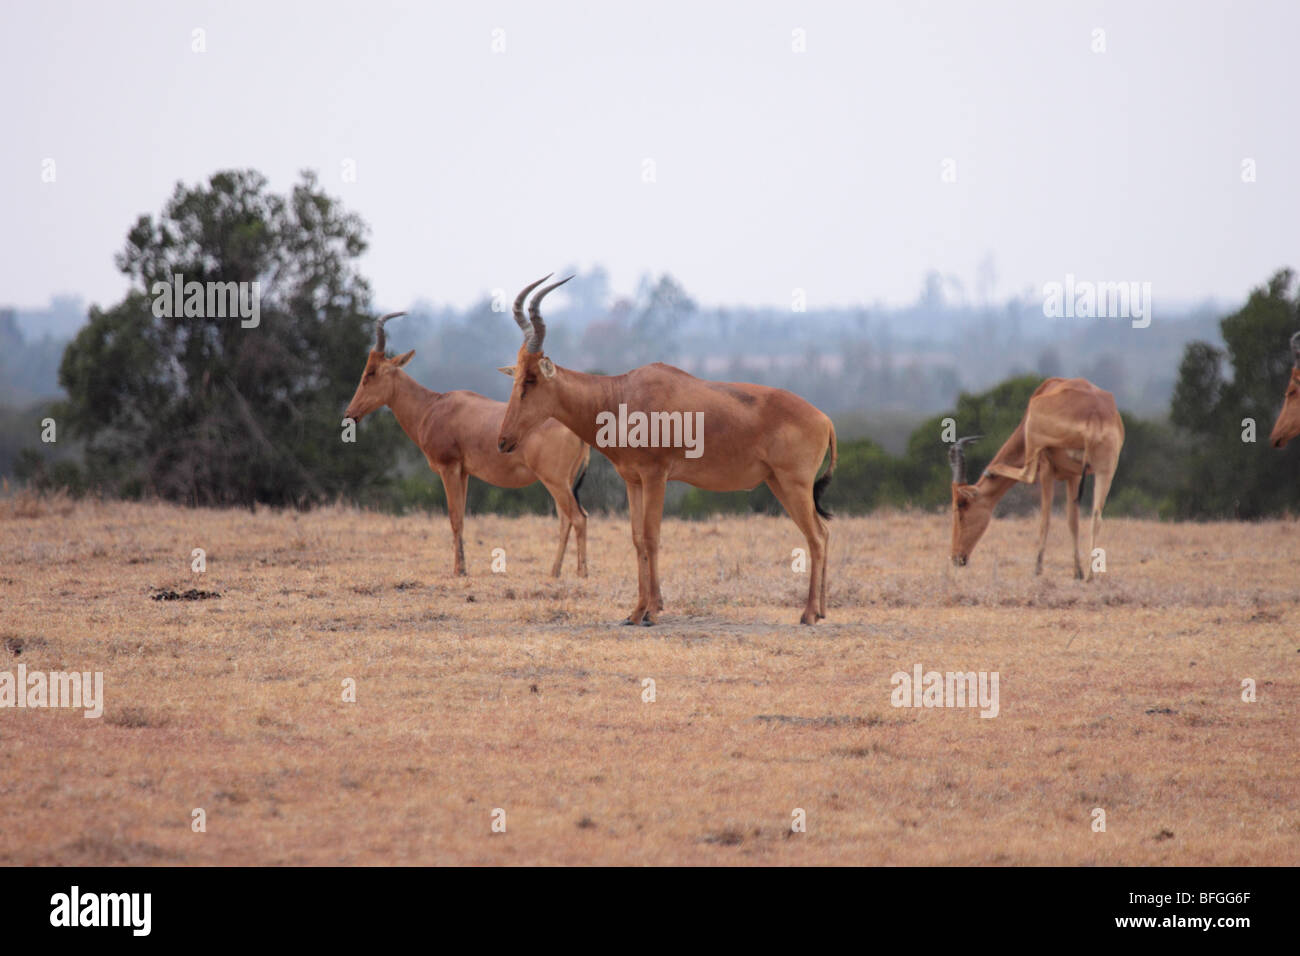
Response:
[[2, 0, 1296, 313]]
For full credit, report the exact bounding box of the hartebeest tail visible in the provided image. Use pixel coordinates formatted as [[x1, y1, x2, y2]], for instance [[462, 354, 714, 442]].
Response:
[[1268, 332, 1300, 449], [497, 274, 836, 625], [571, 446, 590, 515], [344, 309, 591, 578], [813, 428, 837, 520], [949, 377, 1123, 581]]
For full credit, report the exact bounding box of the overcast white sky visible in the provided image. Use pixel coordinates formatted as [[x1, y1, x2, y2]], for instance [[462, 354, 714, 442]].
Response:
[[2, 0, 1297, 313]]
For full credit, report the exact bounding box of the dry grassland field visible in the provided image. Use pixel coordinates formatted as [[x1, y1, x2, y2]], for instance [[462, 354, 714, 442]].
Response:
[[1, 498, 1297, 866]]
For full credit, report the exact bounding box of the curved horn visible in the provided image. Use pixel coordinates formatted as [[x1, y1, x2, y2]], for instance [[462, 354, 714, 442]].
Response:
[[512, 275, 552, 337], [948, 435, 982, 484], [525, 275, 574, 353], [1290, 330, 1300, 364], [374, 311, 406, 353]]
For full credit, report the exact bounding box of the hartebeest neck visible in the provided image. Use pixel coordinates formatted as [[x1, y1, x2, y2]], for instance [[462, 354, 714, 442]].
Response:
[[386, 372, 440, 444], [547, 366, 619, 447]]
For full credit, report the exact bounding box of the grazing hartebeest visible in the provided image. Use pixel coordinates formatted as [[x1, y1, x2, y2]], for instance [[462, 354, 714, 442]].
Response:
[[496, 276, 837, 626], [1268, 331, 1300, 448], [949, 377, 1124, 581], [344, 309, 590, 577]]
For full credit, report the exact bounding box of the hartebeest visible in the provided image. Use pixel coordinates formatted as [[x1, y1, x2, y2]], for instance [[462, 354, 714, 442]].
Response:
[[496, 276, 837, 625], [344, 309, 590, 577], [949, 377, 1124, 580], [1268, 331, 1300, 448]]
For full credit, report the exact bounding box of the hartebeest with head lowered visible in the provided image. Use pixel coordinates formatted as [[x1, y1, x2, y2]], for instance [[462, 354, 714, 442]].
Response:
[[949, 377, 1124, 580], [1268, 332, 1300, 449], [344, 309, 590, 577], [497, 275, 837, 625]]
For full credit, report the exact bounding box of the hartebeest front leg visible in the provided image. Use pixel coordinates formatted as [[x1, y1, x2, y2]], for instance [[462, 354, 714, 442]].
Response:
[[1035, 462, 1055, 576], [1065, 475, 1084, 579], [442, 465, 468, 576], [624, 478, 650, 625]]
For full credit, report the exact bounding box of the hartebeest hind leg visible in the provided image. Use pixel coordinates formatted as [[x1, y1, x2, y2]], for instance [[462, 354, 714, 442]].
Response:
[[765, 474, 827, 625], [818, 523, 830, 619], [540, 477, 588, 578], [1085, 469, 1115, 582], [1065, 475, 1084, 579], [1035, 461, 1055, 576], [441, 465, 468, 576]]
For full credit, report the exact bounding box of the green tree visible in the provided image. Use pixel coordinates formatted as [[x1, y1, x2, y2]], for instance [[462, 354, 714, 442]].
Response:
[[902, 374, 1045, 510], [1169, 269, 1300, 517], [56, 169, 405, 506]]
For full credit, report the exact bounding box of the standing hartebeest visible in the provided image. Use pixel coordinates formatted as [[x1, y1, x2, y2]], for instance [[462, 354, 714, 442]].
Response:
[[949, 377, 1124, 580], [344, 309, 590, 577], [496, 275, 837, 625], [1268, 332, 1300, 448]]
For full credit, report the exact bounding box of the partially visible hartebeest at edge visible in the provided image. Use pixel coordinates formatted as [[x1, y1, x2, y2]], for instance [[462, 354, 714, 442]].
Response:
[[949, 377, 1124, 581], [496, 275, 837, 626], [1268, 332, 1300, 448], [344, 310, 590, 577]]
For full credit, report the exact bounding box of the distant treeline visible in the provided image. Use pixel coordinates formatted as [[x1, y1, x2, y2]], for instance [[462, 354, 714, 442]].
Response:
[[5, 169, 1299, 519]]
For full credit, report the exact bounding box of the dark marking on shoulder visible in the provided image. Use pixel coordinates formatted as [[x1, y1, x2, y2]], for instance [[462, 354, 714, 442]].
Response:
[[707, 383, 759, 405]]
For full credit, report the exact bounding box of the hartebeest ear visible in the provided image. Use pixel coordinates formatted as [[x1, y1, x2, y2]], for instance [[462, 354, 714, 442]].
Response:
[[497, 365, 516, 377], [391, 349, 416, 368], [958, 486, 978, 500], [539, 357, 556, 380]]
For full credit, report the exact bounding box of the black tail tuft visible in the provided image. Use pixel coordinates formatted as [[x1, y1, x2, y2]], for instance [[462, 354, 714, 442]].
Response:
[[1076, 469, 1089, 504], [573, 465, 588, 514], [813, 471, 834, 520]]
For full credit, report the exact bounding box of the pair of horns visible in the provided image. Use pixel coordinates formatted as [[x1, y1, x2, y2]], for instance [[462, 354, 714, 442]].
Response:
[[368, 275, 574, 353], [1290, 330, 1300, 365], [948, 435, 982, 484], [512, 274, 573, 353], [373, 311, 406, 353]]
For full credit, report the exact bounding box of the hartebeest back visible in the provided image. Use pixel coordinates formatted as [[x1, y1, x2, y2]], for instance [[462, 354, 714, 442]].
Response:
[[496, 276, 837, 625], [949, 377, 1124, 580], [1268, 332, 1300, 448], [344, 309, 591, 577]]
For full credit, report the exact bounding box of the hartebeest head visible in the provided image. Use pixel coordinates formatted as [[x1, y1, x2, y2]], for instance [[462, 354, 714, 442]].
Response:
[[1268, 332, 1300, 449], [948, 435, 989, 566], [344, 311, 414, 422], [497, 274, 573, 453]]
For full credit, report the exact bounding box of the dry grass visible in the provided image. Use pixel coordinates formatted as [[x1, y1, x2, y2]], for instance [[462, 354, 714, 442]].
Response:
[[1, 499, 1297, 865], [0, 485, 75, 520]]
